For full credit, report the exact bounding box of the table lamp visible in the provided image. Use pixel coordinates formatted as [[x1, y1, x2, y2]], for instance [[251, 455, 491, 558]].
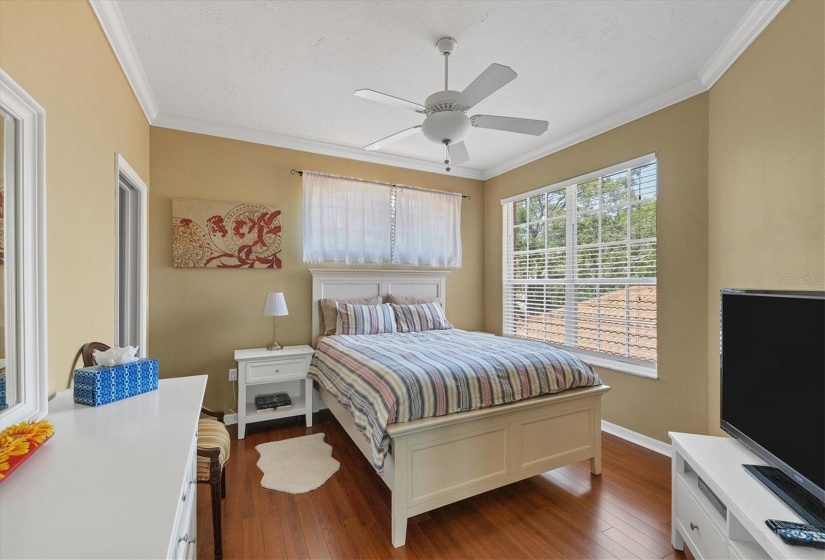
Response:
[[263, 292, 288, 351]]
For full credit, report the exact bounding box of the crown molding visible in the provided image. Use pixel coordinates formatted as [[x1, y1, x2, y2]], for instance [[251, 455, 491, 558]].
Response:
[[483, 0, 787, 180], [152, 113, 485, 180], [89, 0, 158, 122], [91, 0, 785, 182], [698, 0, 788, 88], [483, 76, 707, 180]]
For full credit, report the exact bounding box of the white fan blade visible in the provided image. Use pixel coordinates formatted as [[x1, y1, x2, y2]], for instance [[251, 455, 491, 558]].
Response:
[[471, 115, 548, 136], [364, 126, 422, 151], [354, 89, 426, 113], [448, 141, 470, 165], [455, 64, 517, 109]]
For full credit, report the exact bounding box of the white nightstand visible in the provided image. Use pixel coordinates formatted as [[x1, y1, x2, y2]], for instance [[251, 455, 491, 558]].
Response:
[[235, 345, 315, 439]]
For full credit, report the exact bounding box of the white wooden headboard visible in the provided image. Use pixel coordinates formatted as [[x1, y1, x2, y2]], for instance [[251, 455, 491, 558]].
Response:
[[310, 268, 449, 346]]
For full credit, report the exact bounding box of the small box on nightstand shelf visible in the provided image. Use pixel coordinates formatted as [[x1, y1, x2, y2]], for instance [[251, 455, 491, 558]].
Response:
[[255, 392, 292, 413]]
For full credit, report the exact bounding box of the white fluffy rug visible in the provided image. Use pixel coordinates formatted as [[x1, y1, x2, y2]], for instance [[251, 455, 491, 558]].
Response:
[[255, 433, 340, 494]]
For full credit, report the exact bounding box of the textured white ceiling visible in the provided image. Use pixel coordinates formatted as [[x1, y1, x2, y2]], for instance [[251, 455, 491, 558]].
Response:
[[114, 0, 756, 177]]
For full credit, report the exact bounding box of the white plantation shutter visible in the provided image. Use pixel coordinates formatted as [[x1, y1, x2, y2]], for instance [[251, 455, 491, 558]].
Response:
[[502, 154, 658, 377]]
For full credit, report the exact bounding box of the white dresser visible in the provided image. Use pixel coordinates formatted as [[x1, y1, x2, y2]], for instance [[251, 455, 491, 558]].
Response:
[[0, 376, 206, 559]]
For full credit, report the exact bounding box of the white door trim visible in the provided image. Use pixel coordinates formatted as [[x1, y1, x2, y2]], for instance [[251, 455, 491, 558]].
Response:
[[114, 153, 148, 357]]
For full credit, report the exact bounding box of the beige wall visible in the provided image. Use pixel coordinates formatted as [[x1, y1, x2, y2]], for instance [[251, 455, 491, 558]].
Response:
[[484, 95, 710, 442], [0, 0, 150, 394], [149, 128, 484, 409], [707, 0, 825, 434]]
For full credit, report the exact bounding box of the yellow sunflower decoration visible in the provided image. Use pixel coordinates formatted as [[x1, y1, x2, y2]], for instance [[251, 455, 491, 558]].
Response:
[[0, 448, 9, 479], [0, 436, 29, 457], [1, 419, 54, 445], [0, 419, 54, 481]]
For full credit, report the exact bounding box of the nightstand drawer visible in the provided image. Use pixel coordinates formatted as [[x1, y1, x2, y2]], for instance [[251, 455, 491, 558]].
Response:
[[246, 359, 306, 384]]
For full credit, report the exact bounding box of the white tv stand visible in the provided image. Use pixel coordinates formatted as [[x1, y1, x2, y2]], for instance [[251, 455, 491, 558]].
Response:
[[670, 433, 823, 560]]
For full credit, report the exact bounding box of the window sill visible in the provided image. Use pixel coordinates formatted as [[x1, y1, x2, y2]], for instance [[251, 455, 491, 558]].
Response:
[[568, 350, 658, 379], [502, 334, 658, 379]]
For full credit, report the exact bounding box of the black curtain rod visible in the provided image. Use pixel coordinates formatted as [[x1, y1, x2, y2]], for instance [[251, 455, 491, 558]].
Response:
[[291, 169, 471, 200]]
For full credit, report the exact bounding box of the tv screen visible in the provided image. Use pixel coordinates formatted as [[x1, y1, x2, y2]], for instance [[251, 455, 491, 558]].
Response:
[[721, 290, 825, 503]]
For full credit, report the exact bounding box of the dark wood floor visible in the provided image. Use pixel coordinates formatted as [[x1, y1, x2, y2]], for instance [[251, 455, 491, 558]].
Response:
[[196, 411, 693, 559]]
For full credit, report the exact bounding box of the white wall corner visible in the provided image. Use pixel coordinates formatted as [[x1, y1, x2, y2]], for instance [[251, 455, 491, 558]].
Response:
[[89, 0, 159, 122], [698, 0, 789, 89], [601, 420, 672, 457]]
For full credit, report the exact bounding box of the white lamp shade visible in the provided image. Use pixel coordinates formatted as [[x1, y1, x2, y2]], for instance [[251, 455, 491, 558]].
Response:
[[264, 292, 288, 316]]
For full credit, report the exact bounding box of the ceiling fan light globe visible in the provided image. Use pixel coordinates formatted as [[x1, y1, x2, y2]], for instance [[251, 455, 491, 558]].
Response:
[[422, 111, 471, 144]]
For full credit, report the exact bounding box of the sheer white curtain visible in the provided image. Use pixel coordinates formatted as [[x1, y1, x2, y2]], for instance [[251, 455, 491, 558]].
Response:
[[394, 187, 462, 268], [302, 172, 392, 264]]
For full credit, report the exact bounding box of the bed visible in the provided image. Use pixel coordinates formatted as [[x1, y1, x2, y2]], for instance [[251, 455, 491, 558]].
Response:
[[309, 269, 611, 547]]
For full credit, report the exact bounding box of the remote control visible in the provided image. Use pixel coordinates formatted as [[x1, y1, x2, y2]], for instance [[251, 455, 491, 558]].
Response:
[[766, 520, 825, 550], [775, 528, 825, 549], [766, 519, 825, 533]]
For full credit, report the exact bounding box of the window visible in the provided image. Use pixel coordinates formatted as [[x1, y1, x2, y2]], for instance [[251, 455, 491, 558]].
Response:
[[502, 154, 657, 377], [302, 171, 461, 267]]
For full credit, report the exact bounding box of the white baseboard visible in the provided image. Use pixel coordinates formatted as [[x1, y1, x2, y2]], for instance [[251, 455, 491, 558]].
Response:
[[224, 413, 238, 426], [601, 420, 671, 457]]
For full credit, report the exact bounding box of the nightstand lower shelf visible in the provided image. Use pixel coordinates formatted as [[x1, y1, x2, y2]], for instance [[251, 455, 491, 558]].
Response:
[[245, 400, 309, 424]]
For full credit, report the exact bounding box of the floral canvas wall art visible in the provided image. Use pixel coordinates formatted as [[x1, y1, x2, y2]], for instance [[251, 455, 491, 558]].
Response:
[[172, 199, 282, 268]]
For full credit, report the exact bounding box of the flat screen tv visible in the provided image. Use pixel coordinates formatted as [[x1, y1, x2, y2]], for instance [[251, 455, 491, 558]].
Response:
[[720, 289, 825, 526]]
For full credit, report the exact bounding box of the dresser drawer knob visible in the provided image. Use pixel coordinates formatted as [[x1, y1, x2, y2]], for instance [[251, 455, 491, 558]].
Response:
[[178, 532, 189, 544], [690, 522, 698, 531], [275, 368, 280, 373]]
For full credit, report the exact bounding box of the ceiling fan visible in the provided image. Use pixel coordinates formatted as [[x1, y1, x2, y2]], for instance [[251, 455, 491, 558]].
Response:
[[355, 37, 549, 171]]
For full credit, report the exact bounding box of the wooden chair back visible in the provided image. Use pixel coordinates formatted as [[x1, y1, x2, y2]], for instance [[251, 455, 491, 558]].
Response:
[[81, 342, 111, 367]]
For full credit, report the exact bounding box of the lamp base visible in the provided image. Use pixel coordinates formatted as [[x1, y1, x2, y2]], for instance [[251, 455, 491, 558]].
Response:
[[267, 340, 283, 351]]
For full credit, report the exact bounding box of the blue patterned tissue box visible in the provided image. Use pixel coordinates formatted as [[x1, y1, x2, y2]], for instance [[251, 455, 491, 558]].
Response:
[[73, 359, 159, 406]]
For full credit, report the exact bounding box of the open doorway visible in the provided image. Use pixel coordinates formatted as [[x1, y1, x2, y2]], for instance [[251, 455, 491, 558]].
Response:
[[115, 155, 147, 355]]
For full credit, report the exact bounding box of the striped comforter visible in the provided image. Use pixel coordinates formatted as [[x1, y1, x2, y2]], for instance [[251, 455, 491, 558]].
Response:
[[308, 329, 602, 472]]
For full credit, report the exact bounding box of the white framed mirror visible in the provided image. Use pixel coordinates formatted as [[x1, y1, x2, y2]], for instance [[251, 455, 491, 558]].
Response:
[[0, 69, 47, 428]]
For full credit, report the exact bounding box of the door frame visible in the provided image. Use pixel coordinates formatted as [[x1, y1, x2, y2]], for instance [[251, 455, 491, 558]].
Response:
[[114, 153, 148, 356]]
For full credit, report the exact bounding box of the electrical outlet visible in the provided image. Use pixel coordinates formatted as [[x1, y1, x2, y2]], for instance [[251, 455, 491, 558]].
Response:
[[228, 368, 237, 382]]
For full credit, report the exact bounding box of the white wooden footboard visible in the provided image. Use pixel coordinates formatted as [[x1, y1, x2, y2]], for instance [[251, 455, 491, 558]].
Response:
[[318, 383, 610, 547]]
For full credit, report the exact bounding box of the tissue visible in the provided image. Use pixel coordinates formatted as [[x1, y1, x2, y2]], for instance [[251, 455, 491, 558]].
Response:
[[92, 346, 140, 367]]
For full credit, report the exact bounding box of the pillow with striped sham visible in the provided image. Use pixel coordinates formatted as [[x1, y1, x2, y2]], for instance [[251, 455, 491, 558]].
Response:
[[335, 303, 397, 335], [391, 302, 453, 333]]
